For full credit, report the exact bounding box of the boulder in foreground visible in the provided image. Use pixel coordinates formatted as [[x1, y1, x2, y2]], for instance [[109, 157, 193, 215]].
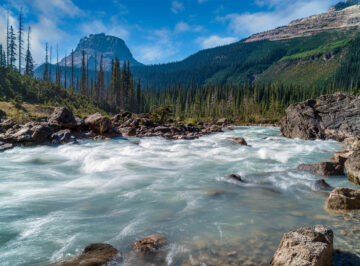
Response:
[[132, 234, 166, 254], [52, 243, 119, 266], [325, 187, 360, 212], [297, 162, 344, 177], [270, 225, 333, 266]]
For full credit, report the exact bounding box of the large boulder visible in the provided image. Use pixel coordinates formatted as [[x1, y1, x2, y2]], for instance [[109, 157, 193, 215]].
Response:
[[85, 113, 111, 134], [48, 107, 77, 129], [119, 127, 136, 137], [345, 149, 360, 185], [52, 243, 119, 266], [270, 225, 333, 266], [325, 187, 360, 211], [132, 234, 166, 254], [297, 162, 344, 177], [281, 93, 360, 140]]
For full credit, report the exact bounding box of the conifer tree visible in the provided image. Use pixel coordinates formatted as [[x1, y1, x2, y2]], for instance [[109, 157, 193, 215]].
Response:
[[43, 43, 49, 81], [71, 49, 74, 90], [18, 8, 24, 73], [0, 44, 6, 67], [64, 51, 67, 89], [8, 26, 17, 69], [6, 11, 9, 66], [25, 27, 34, 76], [80, 49, 86, 95]]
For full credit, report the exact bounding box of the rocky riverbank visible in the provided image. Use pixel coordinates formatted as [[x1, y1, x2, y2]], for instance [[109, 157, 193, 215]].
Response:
[[0, 107, 229, 152], [281, 92, 360, 187]]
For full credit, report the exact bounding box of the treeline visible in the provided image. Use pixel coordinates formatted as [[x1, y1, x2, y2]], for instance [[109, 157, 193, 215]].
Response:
[[140, 82, 359, 123]]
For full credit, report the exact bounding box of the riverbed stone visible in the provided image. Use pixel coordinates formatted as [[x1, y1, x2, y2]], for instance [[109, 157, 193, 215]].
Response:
[[312, 179, 332, 191], [132, 234, 166, 254], [345, 149, 360, 185], [31, 125, 53, 144], [120, 127, 136, 137], [297, 162, 344, 177], [270, 225, 333, 266], [52, 243, 119, 266], [325, 187, 360, 211], [226, 174, 243, 182], [85, 113, 112, 134], [0, 142, 13, 152]]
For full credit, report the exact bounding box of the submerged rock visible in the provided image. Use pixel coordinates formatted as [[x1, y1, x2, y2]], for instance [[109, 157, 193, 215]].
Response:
[[281, 93, 360, 140], [297, 162, 344, 177], [132, 234, 166, 254], [226, 174, 244, 182], [227, 137, 248, 146], [52, 243, 119, 266], [85, 113, 112, 134], [312, 179, 332, 191], [48, 107, 77, 129], [325, 187, 360, 212], [270, 225, 333, 266], [345, 149, 360, 185]]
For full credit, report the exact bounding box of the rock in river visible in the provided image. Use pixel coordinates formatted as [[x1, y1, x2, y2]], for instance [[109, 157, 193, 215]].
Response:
[[325, 187, 360, 212], [297, 162, 344, 177], [227, 137, 248, 146], [345, 149, 360, 185], [270, 225, 333, 266], [52, 243, 119, 266], [132, 234, 166, 254]]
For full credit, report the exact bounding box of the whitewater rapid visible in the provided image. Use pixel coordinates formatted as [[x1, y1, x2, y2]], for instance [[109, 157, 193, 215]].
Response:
[[0, 127, 358, 265]]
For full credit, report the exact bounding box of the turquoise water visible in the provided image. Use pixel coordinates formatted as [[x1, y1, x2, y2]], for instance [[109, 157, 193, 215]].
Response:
[[0, 127, 359, 265]]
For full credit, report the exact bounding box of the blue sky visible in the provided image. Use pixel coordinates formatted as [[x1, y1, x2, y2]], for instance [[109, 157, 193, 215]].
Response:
[[0, 0, 339, 66]]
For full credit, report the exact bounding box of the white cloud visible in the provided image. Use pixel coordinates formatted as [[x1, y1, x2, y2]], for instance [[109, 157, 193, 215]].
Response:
[[174, 22, 203, 33], [197, 35, 237, 49], [220, 0, 337, 37], [171, 1, 185, 14], [31, 0, 84, 18]]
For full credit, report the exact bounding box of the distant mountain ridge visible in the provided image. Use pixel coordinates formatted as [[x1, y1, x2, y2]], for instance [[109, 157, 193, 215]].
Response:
[[59, 33, 142, 70], [245, 3, 360, 43]]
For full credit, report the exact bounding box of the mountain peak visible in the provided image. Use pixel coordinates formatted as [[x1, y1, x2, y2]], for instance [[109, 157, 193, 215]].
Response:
[[60, 33, 142, 70]]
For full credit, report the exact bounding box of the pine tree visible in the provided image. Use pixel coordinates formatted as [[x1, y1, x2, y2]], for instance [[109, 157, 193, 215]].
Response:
[[0, 44, 6, 67], [64, 51, 67, 89], [80, 49, 86, 95], [18, 8, 24, 73], [9, 26, 17, 69], [6, 11, 10, 67], [55, 45, 61, 85], [25, 27, 34, 76], [43, 43, 49, 81], [96, 54, 105, 103], [71, 49, 74, 90]]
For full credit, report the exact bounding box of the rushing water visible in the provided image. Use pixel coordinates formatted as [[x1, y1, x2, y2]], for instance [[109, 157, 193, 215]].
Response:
[[0, 127, 359, 265]]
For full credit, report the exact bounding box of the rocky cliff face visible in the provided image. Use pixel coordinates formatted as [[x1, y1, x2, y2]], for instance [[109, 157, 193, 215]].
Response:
[[59, 33, 142, 71], [245, 4, 360, 43]]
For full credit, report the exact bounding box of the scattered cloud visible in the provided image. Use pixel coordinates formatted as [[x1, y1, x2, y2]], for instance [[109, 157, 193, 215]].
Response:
[[171, 1, 185, 14], [196, 35, 237, 49], [219, 0, 337, 37], [174, 22, 203, 33], [31, 0, 84, 18]]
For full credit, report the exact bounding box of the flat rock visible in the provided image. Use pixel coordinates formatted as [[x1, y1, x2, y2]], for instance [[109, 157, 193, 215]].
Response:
[[297, 162, 344, 177], [52, 243, 119, 266], [270, 225, 333, 266], [0, 142, 13, 152], [325, 187, 360, 212], [345, 149, 360, 185], [281, 93, 360, 140], [132, 234, 166, 254]]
